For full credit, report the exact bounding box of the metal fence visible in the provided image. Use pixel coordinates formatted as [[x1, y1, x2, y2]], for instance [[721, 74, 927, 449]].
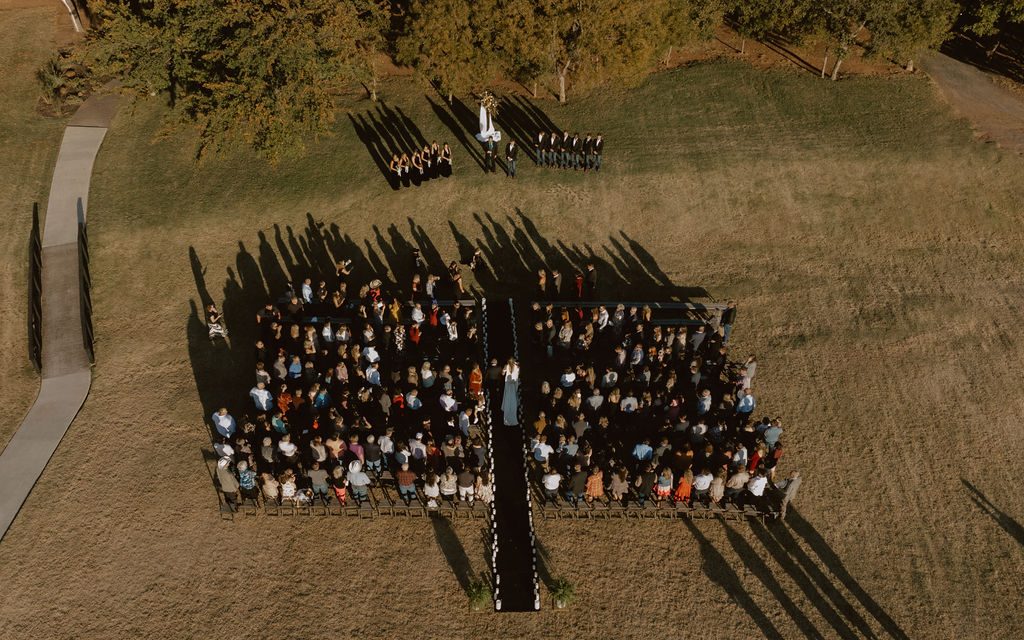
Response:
[[28, 204, 42, 373], [78, 218, 94, 364]]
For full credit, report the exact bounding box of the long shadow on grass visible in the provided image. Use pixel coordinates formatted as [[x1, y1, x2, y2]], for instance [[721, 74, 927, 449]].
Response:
[[784, 507, 910, 640], [962, 478, 1024, 547], [721, 521, 827, 639], [683, 518, 783, 639], [186, 211, 706, 488], [431, 516, 479, 594], [349, 102, 434, 189], [496, 95, 562, 165], [427, 95, 486, 172]]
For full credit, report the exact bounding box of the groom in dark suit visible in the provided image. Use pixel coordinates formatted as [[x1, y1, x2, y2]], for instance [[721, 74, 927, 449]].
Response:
[[484, 136, 496, 173], [505, 138, 518, 178]]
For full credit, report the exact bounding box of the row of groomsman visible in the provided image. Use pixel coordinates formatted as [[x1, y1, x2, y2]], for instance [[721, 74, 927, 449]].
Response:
[[534, 131, 604, 171]]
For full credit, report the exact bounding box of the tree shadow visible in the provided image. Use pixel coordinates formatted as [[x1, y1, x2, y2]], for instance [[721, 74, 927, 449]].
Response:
[[683, 518, 783, 639], [962, 478, 1024, 546], [784, 507, 910, 640], [940, 26, 1024, 86], [761, 33, 819, 76], [431, 516, 477, 594]]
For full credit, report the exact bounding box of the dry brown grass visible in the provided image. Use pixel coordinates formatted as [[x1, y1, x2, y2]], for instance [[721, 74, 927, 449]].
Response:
[[2, 38, 1024, 640], [0, 6, 66, 448]]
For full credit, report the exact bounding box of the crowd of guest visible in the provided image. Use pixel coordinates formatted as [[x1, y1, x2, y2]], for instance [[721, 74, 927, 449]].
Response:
[[523, 301, 785, 512], [388, 141, 453, 188], [210, 257, 496, 511], [533, 131, 604, 171]]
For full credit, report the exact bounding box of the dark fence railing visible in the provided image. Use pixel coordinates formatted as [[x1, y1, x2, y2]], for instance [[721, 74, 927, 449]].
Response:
[[28, 203, 42, 373], [78, 219, 94, 364]]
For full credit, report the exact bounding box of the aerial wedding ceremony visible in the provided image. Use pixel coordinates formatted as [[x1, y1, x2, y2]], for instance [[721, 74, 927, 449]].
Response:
[[1, 0, 1024, 637]]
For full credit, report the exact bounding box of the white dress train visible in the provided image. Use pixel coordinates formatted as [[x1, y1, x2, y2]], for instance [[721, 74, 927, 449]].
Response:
[[500, 364, 519, 425]]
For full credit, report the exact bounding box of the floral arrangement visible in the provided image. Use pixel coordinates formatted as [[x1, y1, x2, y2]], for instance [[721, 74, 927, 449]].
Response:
[[480, 91, 498, 115]]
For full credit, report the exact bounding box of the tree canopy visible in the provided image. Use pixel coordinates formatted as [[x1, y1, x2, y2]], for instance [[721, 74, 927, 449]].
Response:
[[82, 0, 1010, 159], [88, 0, 384, 161]]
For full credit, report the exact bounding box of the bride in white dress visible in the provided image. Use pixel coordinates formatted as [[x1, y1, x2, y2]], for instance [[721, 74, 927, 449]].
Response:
[[500, 358, 519, 426]]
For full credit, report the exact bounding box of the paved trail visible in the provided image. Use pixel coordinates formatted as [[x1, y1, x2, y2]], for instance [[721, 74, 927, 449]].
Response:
[[0, 92, 120, 541], [920, 50, 1024, 154]]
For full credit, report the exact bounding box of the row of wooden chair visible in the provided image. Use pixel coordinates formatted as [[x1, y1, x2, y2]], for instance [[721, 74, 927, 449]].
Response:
[[531, 487, 773, 523]]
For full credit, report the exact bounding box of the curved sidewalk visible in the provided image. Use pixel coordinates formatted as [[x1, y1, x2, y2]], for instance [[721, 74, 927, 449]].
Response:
[[0, 93, 120, 541]]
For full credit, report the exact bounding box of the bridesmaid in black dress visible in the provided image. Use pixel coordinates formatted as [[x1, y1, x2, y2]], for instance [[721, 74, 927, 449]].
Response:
[[388, 153, 401, 189], [430, 140, 441, 178], [399, 152, 411, 187], [421, 144, 433, 182], [440, 143, 453, 177], [411, 149, 424, 186]]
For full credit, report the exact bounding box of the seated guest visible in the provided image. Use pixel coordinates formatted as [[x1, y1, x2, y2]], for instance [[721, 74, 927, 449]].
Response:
[[475, 471, 493, 505], [541, 466, 562, 505], [692, 467, 713, 501]]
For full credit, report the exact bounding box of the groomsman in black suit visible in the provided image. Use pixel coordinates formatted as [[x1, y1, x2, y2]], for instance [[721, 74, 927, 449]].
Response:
[[582, 133, 594, 173], [535, 131, 545, 166], [484, 136, 496, 173], [547, 131, 559, 168], [592, 134, 604, 171], [570, 133, 582, 170], [505, 138, 518, 178], [560, 130, 571, 169], [584, 263, 597, 299]]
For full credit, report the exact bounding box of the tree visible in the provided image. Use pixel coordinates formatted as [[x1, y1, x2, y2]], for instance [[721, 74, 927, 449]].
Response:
[[397, 0, 500, 102], [87, 0, 377, 162], [728, 0, 811, 54], [866, 0, 958, 68], [539, 0, 674, 103], [494, 0, 549, 97], [662, 0, 727, 65], [958, 0, 1024, 57], [352, 0, 391, 101]]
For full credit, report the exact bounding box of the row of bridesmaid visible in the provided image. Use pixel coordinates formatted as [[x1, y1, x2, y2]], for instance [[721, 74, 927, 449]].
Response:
[[388, 141, 453, 187]]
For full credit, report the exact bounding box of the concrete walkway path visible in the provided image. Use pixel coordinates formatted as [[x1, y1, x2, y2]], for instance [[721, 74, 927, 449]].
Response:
[[919, 50, 1024, 154], [0, 94, 119, 541]]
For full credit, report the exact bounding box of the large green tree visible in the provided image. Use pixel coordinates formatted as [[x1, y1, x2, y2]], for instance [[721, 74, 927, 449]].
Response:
[[957, 0, 1024, 58], [87, 0, 379, 161], [866, 0, 958, 68], [396, 0, 500, 102]]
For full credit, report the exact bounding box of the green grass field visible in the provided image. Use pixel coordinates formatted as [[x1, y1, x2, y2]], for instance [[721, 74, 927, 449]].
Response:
[[3, 43, 1024, 637], [0, 7, 71, 447]]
